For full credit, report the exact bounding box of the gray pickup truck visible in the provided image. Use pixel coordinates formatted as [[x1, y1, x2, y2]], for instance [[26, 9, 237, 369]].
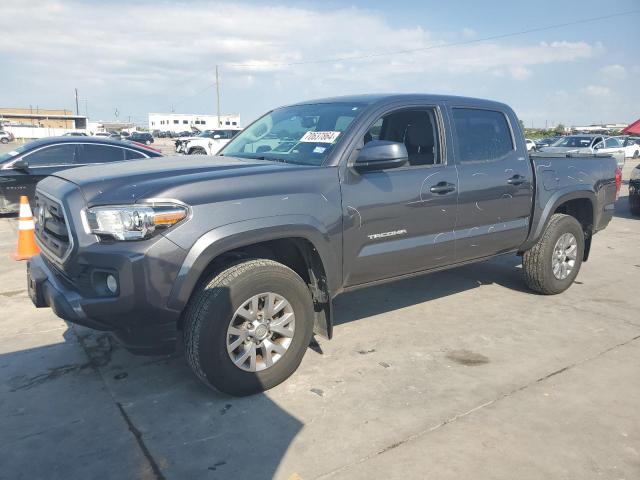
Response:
[[27, 94, 619, 396]]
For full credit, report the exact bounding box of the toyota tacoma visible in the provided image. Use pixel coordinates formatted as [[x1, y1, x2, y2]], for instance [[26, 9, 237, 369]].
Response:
[[27, 94, 620, 396]]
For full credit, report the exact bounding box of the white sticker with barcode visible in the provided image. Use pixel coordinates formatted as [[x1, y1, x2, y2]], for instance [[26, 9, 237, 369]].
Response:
[[299, 131, 341, 143]]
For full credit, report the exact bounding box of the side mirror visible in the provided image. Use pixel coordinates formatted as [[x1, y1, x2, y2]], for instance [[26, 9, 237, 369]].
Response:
[[12, 159, 29, 171], [354, 140, 408, 172]]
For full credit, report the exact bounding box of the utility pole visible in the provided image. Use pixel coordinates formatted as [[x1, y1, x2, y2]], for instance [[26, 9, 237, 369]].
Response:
[[75, 88, 79, 116], [216, 65, 221, 127]]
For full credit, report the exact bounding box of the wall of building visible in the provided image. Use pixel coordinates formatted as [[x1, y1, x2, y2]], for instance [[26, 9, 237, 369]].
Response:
[[4, 125, 85, 139], [148, 113, 241, 132], [0, 108, 87, 131]]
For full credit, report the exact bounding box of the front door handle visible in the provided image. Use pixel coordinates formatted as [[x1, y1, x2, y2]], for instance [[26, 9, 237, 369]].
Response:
[[507, 174, 526, 185], [430, 182, 456, 194]]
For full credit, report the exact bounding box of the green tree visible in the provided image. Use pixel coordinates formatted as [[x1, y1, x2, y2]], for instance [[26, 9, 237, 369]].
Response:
[[554, 123, 565, 135]]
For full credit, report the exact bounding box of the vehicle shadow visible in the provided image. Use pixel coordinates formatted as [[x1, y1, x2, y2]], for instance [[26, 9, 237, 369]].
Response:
[[0, 284, 303, 480], [334, 254, 527, 326], [614, 195, 636, 219]]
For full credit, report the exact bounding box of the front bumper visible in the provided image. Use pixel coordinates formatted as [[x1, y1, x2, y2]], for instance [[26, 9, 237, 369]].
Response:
[[27, 237, 186, 355]]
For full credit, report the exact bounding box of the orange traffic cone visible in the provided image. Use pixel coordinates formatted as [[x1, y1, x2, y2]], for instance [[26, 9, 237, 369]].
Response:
[[13, 196, 40, 261]]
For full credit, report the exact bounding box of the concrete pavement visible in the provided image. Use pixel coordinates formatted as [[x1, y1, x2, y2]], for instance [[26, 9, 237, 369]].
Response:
[[0, 162, 638, 480]]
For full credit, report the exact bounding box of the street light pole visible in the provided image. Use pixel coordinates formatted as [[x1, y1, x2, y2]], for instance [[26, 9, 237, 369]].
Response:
[[216, 65, 221, 127]]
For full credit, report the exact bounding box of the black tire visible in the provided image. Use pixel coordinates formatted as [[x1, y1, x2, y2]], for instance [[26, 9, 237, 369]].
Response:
[[633, 150, 639, 159], [189, 147, 206, 155], [630, 196, 640, 216], [183, 259, 314, 396], [0, 138, 8, 144], [522, 213, 584, 295]]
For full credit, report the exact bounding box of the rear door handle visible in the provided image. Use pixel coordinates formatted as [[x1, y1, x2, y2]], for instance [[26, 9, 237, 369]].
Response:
[[430, 182, 456, 194], [507, 175, 526, 185]]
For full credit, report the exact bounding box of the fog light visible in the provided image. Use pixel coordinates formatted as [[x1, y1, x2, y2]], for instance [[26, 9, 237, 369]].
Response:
[[106, 274, 118, 294]]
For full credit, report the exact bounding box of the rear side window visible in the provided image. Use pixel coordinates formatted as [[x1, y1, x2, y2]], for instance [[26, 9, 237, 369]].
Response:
[[24, 144, 77, 166], [452, 108, 514, 163], [76, 144, 125, 164], [125, 149, 146, 160]]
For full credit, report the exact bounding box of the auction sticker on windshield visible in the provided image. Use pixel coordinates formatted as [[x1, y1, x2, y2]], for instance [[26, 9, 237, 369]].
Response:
[[300, 131, 341, 143]]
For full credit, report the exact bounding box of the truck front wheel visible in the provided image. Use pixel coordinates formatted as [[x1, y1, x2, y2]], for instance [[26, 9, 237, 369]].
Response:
[[522, 213, 584, 295], [183, 259, 314, 396]]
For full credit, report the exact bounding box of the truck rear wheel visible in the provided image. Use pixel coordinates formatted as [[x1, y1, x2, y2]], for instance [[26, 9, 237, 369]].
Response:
[[189, 147, 207, 155], [183, 259, 314, 396], [522, 213, 584, 295]]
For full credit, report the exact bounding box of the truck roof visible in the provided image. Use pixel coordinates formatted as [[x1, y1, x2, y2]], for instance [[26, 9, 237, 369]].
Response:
[[286, 93, 511, 111]]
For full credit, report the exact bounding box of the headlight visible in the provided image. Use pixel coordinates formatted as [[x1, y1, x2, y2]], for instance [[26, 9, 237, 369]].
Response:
[[631, 167, 640, 181], [82, 203, 188, 240]]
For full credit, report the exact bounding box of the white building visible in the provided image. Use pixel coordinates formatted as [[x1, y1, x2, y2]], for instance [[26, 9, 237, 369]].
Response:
[[148, 113, 241, 133]]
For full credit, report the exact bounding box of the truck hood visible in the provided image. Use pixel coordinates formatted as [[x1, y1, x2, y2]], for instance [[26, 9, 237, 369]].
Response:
[[52, 155, 295, 206]]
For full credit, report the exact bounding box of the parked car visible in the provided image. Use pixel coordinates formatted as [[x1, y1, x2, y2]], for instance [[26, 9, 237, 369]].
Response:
[[0, 130, 15, 144], [535, 137, 561, 149], [525, 139, 536, 151], [129, 132, 154, 145], [27, 94, 618, 396], [630, 164, 640, 216], [174, 129, 238, 154], [0, 136, 162, 213], [62, 132, 88, 136], [539, 135, 625, 167], [182, 129, 241, 155], [615, 136, 640, 159]]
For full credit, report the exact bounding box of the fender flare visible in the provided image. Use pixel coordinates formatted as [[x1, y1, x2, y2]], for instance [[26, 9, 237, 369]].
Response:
[[521, 187, 597, 252], [167, 215, 339, 312]]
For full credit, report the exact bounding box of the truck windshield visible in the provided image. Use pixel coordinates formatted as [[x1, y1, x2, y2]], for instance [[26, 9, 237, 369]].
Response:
[[220, 102, 364, 166]]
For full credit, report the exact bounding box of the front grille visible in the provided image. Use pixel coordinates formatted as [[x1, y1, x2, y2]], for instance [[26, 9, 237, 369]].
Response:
[[34, 191, 73, 261]]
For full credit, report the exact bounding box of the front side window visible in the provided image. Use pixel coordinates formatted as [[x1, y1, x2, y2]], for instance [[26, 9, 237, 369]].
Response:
[[76, 144, 125, 164], [605, 137, 620, 148], [452, 108, 514, 163], [24, 144, 77, 166], [362, 108, 441, 166], [220, 102, 364, 166]]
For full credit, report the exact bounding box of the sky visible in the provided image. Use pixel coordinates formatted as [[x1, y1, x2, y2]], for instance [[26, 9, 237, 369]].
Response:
[[0, 0, 639, 128]]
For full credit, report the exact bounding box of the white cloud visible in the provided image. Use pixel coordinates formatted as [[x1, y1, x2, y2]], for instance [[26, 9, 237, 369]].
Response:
[[461, 28, 476, 38], [599, 64, 627, 80], [0, 0, 605, 121], [582, 85, 611, 96]]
